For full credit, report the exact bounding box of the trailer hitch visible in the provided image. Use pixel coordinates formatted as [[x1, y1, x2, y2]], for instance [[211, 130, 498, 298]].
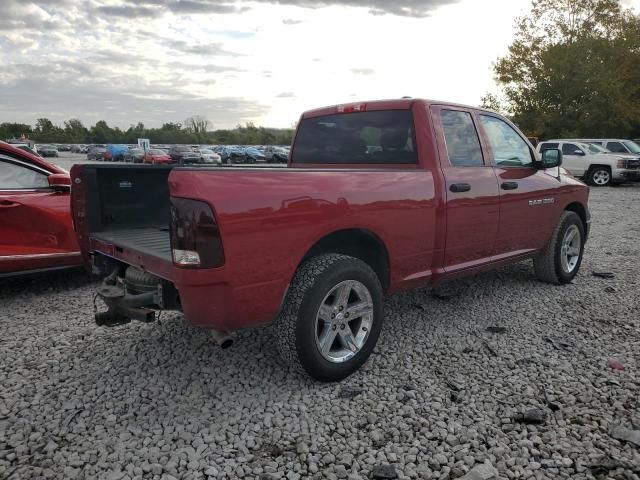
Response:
[[94, 284, 156, 327]]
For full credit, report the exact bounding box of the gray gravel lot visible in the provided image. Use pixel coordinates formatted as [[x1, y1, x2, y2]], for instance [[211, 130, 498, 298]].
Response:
[[1, 184, 639, 480]]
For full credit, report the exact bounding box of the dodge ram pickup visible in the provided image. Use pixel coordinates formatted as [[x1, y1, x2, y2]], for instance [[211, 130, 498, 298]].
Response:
[[71, 99, 591, 381]]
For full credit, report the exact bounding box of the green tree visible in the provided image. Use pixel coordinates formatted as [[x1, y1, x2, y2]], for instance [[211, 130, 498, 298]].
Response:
[[493, 0, 640, 138], [0, 122, 33, 141], [64, 118, 89, 143]]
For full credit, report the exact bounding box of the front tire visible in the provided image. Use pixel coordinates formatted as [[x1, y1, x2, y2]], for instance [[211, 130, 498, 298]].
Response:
[[588, 167, 611, 186], [534, 211, 585, 284], [275, 254, 384, 382]]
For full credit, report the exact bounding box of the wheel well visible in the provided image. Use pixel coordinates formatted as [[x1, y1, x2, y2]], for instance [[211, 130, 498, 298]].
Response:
[[587, 164, 611, 174], [303, 229, 390, 291], [565, 202, 587, 231]]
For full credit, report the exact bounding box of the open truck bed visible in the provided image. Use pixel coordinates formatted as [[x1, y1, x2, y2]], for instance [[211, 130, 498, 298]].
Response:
[[73, 164, 175, 276]]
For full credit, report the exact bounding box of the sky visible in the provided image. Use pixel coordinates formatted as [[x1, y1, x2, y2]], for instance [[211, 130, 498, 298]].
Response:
[[1, 0, 639, 130]]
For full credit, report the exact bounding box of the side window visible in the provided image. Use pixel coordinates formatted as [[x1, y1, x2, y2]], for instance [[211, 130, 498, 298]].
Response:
[[539, 142, 559, 151], [607, 142, 626, 153], [0, 160, 49, 190], [440, 110, 484, 167], [480, 115, 533, 167], [562, 143, 582, 155]]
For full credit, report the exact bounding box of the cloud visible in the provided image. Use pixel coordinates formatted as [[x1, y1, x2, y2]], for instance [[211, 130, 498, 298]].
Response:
[[97, 5, 165, 18], [282, 19, 303, 25], [165, 39, 244, 56], [276, 92, 296, 98], [254, 0, 458, 17], [350, 68, 375, 75], [0, 62, 269, 128]]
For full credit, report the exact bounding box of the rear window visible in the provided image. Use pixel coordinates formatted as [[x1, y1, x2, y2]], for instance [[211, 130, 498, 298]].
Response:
[[292, 110, 417, 164]]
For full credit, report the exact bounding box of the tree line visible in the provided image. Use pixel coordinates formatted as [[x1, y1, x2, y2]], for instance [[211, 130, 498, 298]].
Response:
[[0, 116, 295, 146], [484, 0, 640, 140]]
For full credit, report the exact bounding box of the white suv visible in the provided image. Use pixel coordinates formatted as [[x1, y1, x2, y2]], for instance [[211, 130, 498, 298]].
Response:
[[537, 140, 640, 186], [574, 139, 640, 156]]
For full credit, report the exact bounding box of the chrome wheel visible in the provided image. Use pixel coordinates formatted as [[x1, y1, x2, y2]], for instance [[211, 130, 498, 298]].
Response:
[[314, 280, 374, 363], [560, 224, 581, 274], [592, 169, 610, 186]]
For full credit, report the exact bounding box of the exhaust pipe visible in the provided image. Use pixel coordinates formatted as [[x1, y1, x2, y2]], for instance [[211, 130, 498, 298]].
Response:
[[210, 329, 233, 349]]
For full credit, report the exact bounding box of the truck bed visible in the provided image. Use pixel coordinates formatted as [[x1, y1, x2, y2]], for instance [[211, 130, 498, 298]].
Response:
[[92, 228, 172, 262]]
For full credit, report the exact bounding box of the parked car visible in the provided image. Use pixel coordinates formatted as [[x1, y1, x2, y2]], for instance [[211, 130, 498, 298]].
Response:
[[71, 144, 87, 153], [123, 148, 145, 163], [87, 146, 107, 161], [38, 145, 59, 157], [0, 141, 81, 276], [198, 149, 222, 165], [243, 147, 266, 163], [575, 139, 640, 156], [169, 145, 201, 164], [264, 146, 289, 163], [143, 149, 173, 165], [537, 140, 640, 185], [71, 98, 590, 381], [104, 144, 129, 162], [57, 144, 71, 152]]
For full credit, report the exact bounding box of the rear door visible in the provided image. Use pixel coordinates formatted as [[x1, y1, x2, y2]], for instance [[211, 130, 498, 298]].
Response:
[[0, 155, 80, 274], [431, 106, 500, 272], [477, 113, 559, 255], [560, 142, 588, 177]]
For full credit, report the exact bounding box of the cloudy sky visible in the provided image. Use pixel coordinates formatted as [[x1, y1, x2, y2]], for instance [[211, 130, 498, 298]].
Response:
[[1, 0, 639, 130]]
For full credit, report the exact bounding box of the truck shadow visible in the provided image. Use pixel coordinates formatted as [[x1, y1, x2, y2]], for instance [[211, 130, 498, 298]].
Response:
[[0, 268, 93, 298]]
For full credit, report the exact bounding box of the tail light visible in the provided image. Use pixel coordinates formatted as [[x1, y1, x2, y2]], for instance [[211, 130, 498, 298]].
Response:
[[170, 197, 224, 268]]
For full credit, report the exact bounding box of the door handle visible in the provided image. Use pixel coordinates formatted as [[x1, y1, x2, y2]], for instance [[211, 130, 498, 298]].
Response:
[[449, 183, 471, 193], [0, 200, 20, 208], [501, 181, 519, 190]]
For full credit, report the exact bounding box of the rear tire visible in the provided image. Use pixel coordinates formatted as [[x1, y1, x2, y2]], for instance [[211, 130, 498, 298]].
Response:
[[275, 254, 384, 382], [534, 211, 585, 284], [587, 167, 611, 186]]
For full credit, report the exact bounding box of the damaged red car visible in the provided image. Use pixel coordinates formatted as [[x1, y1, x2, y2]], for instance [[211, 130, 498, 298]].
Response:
[[0, 141, 82, 276]]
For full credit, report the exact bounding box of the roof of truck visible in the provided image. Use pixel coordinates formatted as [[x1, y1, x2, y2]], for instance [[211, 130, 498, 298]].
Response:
[[301, 98, 499, 119]]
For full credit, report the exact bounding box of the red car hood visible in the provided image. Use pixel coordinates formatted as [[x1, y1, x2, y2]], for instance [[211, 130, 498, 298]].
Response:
[[0, 141, 67, 174]]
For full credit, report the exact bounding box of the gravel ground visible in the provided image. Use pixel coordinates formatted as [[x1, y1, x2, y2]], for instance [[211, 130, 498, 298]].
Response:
[[1, 185, 639, 480]]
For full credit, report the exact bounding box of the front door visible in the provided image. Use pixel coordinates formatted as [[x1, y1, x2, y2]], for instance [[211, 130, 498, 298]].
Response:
[[432, 106, 500, 272], [560, 142, 588, 177], [476, 114, 560, 256], [0, 157, 80, 273]]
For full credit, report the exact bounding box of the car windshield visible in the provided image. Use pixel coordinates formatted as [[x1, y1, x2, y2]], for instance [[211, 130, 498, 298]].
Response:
[[622, 140, 640, 154], [175, 146, 191, 152], [586, 143, 609, 154], [148, 149, 165, 155], [200, 149, 214, 154], [130, 148, 143, 153]]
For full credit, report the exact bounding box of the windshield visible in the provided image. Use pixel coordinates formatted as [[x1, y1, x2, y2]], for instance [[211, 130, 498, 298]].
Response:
[[622, 141, 640, 154], [586, 143, 609, 154], [148, 149, 165, 155]]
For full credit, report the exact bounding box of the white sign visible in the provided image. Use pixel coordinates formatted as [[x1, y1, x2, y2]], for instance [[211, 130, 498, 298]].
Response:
[[137, 138, 150, 151]]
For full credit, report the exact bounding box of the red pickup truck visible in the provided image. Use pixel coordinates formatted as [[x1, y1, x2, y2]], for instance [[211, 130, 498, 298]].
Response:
[[71, 99, 590, 381]]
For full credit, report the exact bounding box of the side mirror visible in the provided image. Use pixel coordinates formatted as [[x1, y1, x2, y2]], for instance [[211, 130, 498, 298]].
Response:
[[540, 149, 563, 169], [48, 173, 71, 191]]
